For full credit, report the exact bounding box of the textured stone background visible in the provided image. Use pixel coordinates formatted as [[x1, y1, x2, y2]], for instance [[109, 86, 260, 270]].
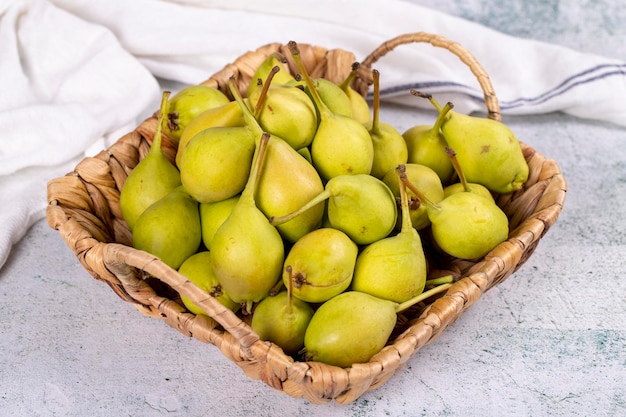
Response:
[[1, 1, 625, 416]]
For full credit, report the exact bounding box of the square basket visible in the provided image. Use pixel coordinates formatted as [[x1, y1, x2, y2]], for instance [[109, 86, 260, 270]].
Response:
[[46, 32, 567, 404]]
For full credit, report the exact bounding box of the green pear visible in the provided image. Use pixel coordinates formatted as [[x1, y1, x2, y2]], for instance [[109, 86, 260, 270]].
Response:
[[248, 67, 318, 150], [282, 228, 358, 303], [210, 133, 285, 313], [271, 174, 397, 246], [120, 91, 181, 230], [303, 284, 452, 368], [289, 41, 373, 182], [383, 163, 444, 230], [365, 69, 408, 179], [338, 62, 371, 125], [229, 77, 325, 243], [250, 277, 314, 356], [426, 95, 529, 194], [403, 91, 455, 184], [176, 100, 245, 167], [400, 170, 509, 260], [246, 51, 295, 97], [442, 147, 494, 201], [310, 78, 353, 118], [132, 186, 202, 270], [178, 251, 240, 314], [178, 125, 255, 204], [163, 85, 231, 142], [351, 165, 427, 303], [199, 196, 239, 250]]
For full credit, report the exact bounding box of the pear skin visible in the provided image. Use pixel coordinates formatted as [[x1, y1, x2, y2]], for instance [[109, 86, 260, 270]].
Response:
[[282, 228, 358, 303], [366, 69, 408, 179], [303, 291, 397, 368], [178, 251, 240, 314], [178, 126, 255, 204], [120, 91, 181, 230], [210, 134, 285, 311], [163, 85, 231, 141], [176, 100, 245, 167], [132, 186, 202, 270], [352, 166, 427, 303]]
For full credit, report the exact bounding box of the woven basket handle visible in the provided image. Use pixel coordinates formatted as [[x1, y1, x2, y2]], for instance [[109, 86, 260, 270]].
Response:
[[101, 243, 261, 350], [355, 32, 501, 121]]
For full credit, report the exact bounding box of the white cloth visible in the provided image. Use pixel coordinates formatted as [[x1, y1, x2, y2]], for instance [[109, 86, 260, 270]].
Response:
[[1, 0, 625, 270]]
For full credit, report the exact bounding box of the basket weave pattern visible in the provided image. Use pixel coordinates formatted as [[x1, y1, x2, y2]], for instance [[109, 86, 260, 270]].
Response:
[[46, 32, 566, 404]]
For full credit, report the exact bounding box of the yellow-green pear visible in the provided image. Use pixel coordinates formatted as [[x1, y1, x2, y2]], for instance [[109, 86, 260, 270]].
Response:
[[338, 62, 371, 125], [248, 67, 318, 150], [271, 174, 397, 246], [132, 186, 202, 270], [365, 69, 408, 179], [289, 41, 373, 182], [120, 91, 181, 230], [383, 163, 444, 230], [178, 126, 255, 204], [250, 276, 314, 356], [400, 170, 509, 260], [210, 134, 285, 313], [163, 85, 231, 142], [178, 251, 240, 314], [229, 77, 325, 243], [176, 100, 245, 167], [403, 91, 455, 184], [199, 196, 239, 250], [303, 284, 452, 368], [246, 51, 295, 97], [282, 228, 358, 303], [426, 95, 529, 194], [351, 165, 427, 303]]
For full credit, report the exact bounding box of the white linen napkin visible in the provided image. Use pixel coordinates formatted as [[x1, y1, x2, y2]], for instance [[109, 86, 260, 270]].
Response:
[[1, 0, 625, 270]]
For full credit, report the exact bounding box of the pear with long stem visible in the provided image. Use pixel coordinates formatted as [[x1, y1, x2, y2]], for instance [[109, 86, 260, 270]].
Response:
[[288, 41, 374, 182], [303, 283, 452, 368], [399, 165, 509, 260], [351, 164, 427, 303], [421, 92, 529, 194], [229, 77, 325, 243], [402, 90, 455, 184], [339, 62, 371, 124], [366, 69, 408, 179], [120, 91, 181, 230], [443, 147, 494, 201], [210, 133, 285, 313]]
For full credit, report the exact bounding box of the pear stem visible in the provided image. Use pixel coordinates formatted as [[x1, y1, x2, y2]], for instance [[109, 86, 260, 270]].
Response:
[[269, 189, 332, 225], [339, 61, 360, 90], [253, 65, 281, 119], [240, 131, 270, 204], [425, 275, 454, 287], [286, 265, 294, 316], [228, 77, 264, 139], [432, 101, 454, 133], [398, 164, 441, 212], [371, 69, 382, 135], [395, 282, 453, 313], [396, 165, 414, 233], [445, 147, 471, 192], [288, 40, 330, 119], [150, 91, 171, 156]]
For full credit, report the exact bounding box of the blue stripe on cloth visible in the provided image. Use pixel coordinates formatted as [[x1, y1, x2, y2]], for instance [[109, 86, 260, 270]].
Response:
[[376, 63, 626, 110]]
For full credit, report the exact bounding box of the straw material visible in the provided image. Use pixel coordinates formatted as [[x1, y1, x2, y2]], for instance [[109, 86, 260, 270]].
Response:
[[46, 32, 567, 404]]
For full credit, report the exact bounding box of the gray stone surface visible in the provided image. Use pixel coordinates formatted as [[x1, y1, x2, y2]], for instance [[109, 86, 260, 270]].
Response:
[[2, 1, 625, 416]]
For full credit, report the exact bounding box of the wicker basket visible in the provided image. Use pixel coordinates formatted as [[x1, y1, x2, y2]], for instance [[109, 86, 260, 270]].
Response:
[[46, 32, 567, 404]]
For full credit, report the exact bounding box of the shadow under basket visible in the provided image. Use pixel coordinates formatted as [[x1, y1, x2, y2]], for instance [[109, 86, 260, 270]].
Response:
[[46, 32, 567, 404]]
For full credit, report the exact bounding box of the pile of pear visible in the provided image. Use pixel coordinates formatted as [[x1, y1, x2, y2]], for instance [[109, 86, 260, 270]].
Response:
[[118, 41, 529, 368]]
